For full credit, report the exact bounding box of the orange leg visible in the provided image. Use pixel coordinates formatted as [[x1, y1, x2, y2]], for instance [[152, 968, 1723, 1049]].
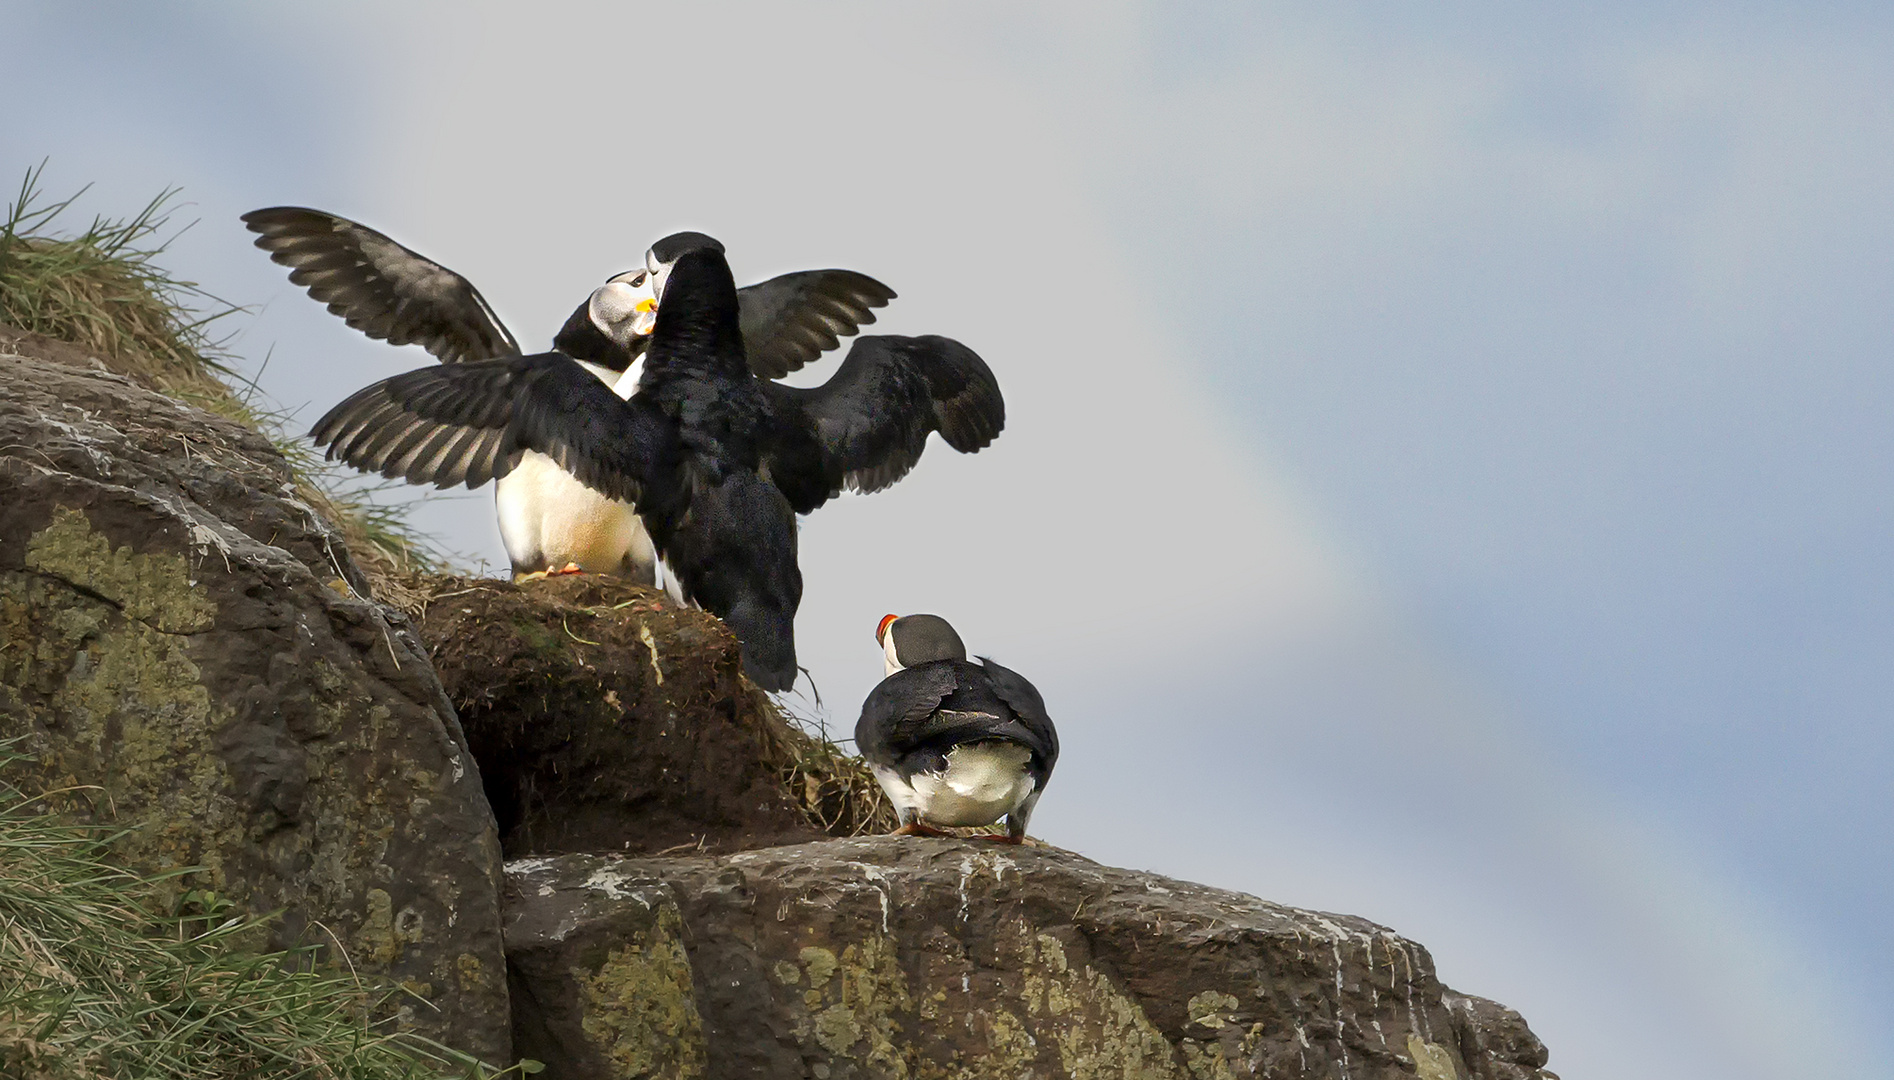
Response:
[[892, 820, 951, 838], [515, 563, 587, 583]]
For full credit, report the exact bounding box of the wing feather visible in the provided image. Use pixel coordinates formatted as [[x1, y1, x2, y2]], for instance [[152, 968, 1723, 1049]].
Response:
[[978, 659, 1059, 770], [737, 269, 895, 379], [854, 664, 960, 762], [310, 353, 668, 502], [852, 659, 1055, 772], [463, 427, 506, 487], [243, 207, 521, 364], [766, 334, 1004, 503]]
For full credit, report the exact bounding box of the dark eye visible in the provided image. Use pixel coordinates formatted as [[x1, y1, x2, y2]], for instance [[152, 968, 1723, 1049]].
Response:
[[631, 272, 647, 287]]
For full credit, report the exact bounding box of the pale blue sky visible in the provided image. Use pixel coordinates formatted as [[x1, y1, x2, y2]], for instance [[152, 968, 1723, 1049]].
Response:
[[6, 4, 1889, 1077]]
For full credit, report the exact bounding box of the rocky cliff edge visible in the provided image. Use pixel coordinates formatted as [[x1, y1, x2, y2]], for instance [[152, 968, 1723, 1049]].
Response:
[[0, 323, 1555, 1078]]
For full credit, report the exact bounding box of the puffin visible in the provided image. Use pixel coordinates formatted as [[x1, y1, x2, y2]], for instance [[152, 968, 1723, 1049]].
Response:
[[854, 613, 1058, 842], [241, 207, 893, 582], [307, 235, 1005, 691]]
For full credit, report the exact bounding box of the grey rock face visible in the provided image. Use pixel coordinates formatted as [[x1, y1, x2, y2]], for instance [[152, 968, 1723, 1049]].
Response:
[[505, 838, 1555, 1080], [0, 326, 510, 1061], [0, 325, 1559, 1078]]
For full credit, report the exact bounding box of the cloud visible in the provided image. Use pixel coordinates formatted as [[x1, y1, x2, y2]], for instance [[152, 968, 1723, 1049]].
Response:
[[8, 3, 1887, 1075]]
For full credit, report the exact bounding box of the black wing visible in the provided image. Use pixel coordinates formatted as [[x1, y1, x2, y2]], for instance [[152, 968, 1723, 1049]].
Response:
[[765, 334, 1004, 499], [243, 207, 520, 364], [310, 353, 668, 501], [854, 663, 962, 763], [855, 659, 1050, 761], [978, 658, 1059, 771], [737, 269, 895, 379]]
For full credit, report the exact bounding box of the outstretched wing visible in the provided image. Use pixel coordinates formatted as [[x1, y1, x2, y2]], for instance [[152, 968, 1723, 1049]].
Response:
[[766, 334, 1004, 498], [243, 207, 520, 364], [736, 269, 896, 379], [310, 353, 668, 501]]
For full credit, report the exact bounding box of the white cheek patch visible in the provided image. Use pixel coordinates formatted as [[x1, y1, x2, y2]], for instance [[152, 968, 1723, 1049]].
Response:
[[589, 281, 641, 326], [883, 633, 904, 677]]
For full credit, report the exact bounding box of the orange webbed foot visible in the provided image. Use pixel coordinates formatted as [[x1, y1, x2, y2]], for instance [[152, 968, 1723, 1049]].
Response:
[[892, 821, 951, 838]]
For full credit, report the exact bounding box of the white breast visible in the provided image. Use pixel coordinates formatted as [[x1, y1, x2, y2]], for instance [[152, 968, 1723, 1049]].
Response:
[[490, 358, 659, 578]]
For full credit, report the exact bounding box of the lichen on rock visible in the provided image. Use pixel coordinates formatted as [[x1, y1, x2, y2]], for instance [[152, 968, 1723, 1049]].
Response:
[[25, 504, 216, 633], [1015, 928, 1176, 1079], [797, 933, 912, 1072], [575, 901, 707, 1079], [503, 840, 1557, 1080], [0, 314, 1559, 1078], [0, 329, 510, 1061], [2, 511, 238, 897]]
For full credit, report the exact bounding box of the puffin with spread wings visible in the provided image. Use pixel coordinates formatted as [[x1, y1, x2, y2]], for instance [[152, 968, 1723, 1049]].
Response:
[[242, 207, 894, 586], [304, 233, 1005, 690]]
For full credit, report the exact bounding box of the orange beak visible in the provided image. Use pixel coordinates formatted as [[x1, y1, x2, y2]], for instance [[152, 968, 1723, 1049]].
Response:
[[876, 613, 899, 645]]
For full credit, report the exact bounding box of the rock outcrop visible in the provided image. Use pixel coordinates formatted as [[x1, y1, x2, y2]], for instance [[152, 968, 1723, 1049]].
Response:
[[504, 839, 1554, 1080], [0, 319, 1557, 1078], [0, 326, 510, 1061]]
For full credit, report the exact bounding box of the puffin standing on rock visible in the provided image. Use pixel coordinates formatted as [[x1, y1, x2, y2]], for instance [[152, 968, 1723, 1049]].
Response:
[[856, 614, 1058, 843], [307, 235, 1005, 691], [241, 207, 894, 583]]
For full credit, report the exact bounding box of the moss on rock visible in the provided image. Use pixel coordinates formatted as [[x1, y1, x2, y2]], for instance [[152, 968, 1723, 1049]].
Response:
[[506, 842, 1558, 1080], [574, 901, 707, 1079], [0, 339, 509, 1060], [1, 508, 237, 901]]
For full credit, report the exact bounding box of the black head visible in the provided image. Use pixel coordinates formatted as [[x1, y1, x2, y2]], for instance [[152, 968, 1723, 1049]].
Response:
[[552, 299, 640, 370], [649, 231, 725, 265], [551, 264, 662, 372], [647, 246, 744, 368], [877, 613, 967, 671]]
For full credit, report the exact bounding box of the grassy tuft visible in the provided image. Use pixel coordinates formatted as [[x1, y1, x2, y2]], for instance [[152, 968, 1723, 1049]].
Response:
[[0, 748, 502, 1080], [764, 694, 901, 838], [0, 163, 243, 419], [0, 164, 454, 580], [766, 707, 1010, 841]]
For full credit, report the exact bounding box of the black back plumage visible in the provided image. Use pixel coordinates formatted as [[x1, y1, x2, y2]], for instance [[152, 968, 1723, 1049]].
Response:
[[602, 247, 803, 687], [854, 658, 1059, 785], [307, 239, 1005, 691]]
